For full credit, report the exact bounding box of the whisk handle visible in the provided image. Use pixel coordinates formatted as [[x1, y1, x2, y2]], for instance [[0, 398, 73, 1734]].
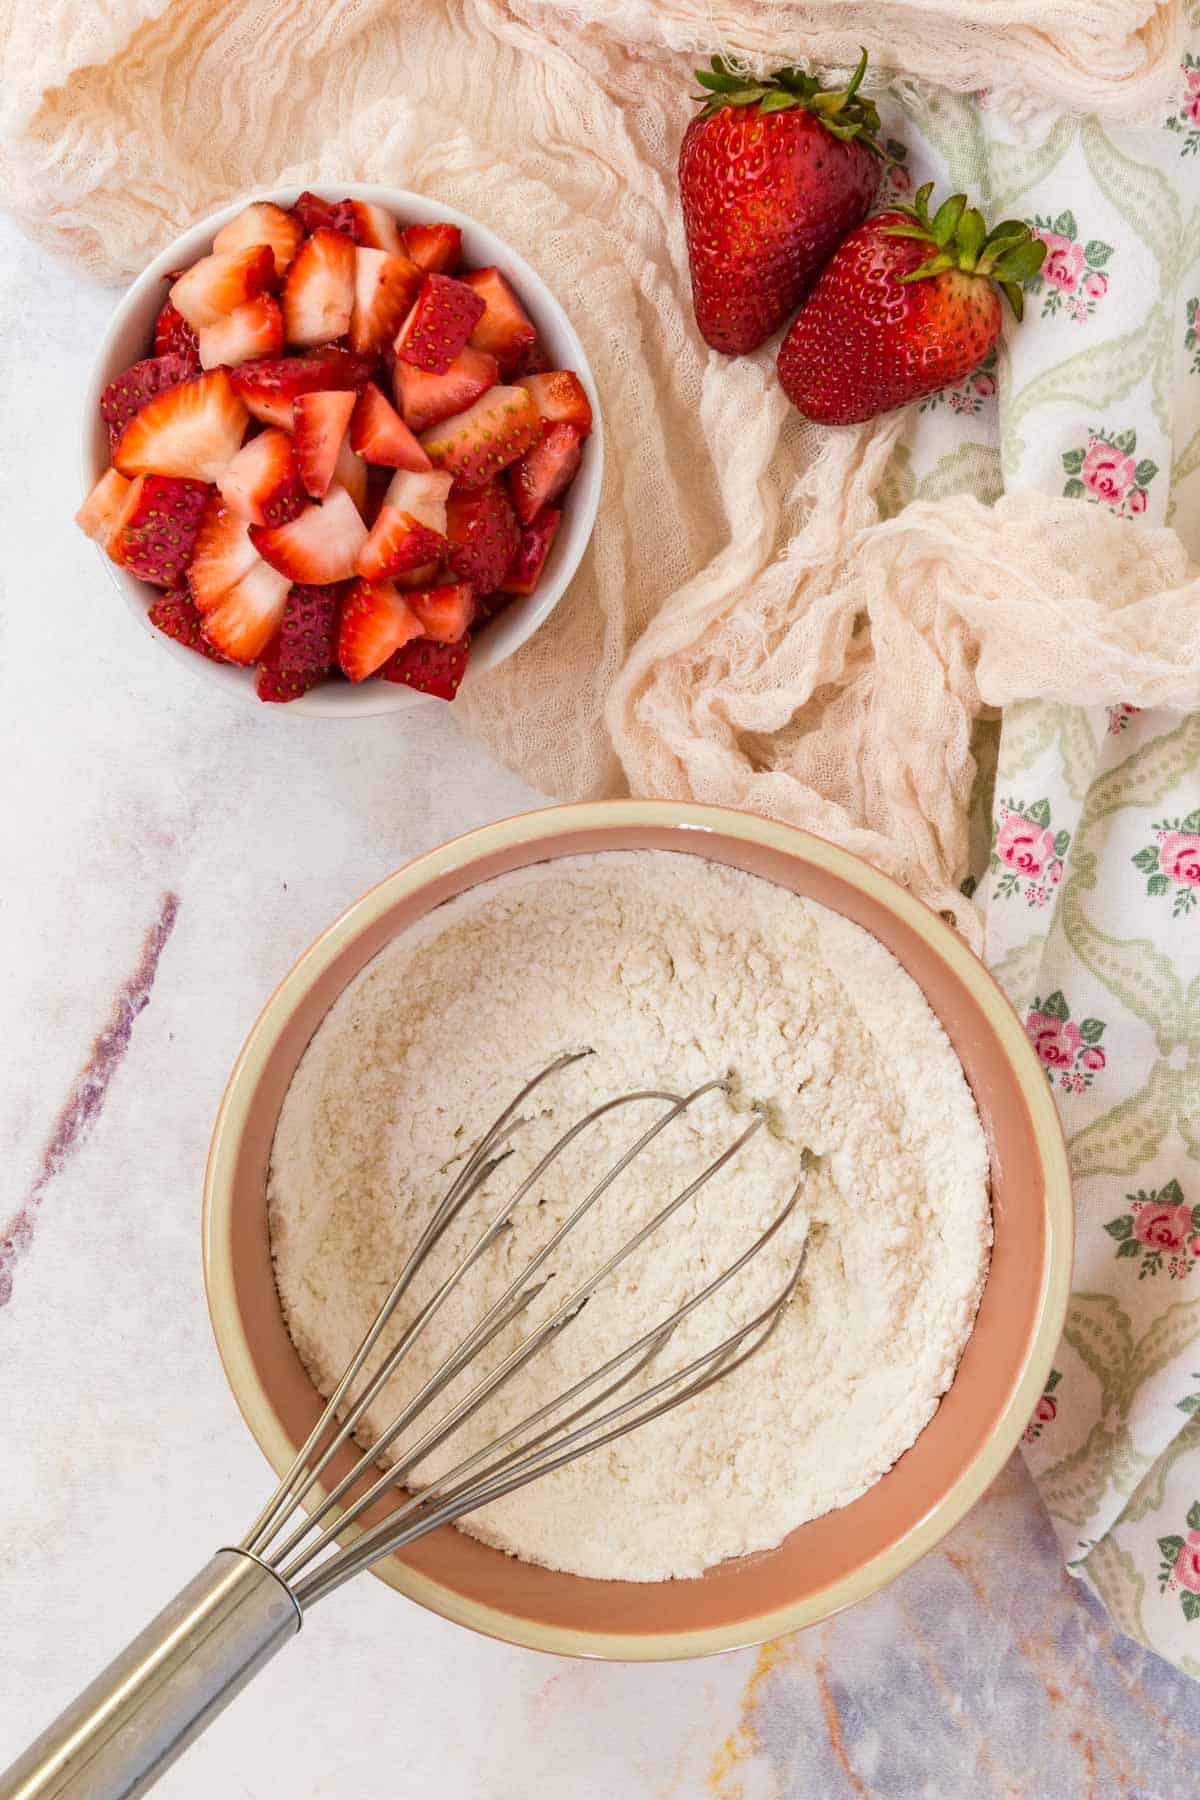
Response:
[[0, 1551, 300, 1800]]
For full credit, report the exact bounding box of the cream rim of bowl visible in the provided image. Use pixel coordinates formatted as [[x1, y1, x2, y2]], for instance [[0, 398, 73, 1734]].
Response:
[[202, 800, 1073, 1661], [81, 184, 604, 718]]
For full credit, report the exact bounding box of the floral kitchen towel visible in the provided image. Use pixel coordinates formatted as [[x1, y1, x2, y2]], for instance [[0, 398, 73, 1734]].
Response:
[[962, 41, 1200, 1672]]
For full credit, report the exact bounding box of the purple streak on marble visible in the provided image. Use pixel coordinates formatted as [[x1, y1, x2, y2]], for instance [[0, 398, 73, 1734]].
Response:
[[0, 891, 180, 1307]]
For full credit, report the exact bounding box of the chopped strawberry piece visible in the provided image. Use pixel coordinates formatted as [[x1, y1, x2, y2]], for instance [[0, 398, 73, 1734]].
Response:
[[217, 428, 306, 526], [500, 507, 561, 596], [188, 493, 260, 610], [256, 582, 343, 701], [334, 437, 369, 517], [250, 483, 368, 583], [394, 561, 440, 590], [148, 587, 229, 662], [392, 346, 498, 433], [293, 389, 357, 499], [347, 201, 404, 255], [100, 353, 196, 450], [282, 228, 356, 347], [197, 294, 284, 369], [507, 421, 583, 525], [230, 348, 375, 431], [406, 583, 475, 643], [337, 579, 424, 681], [463, 267, 537, 375], [357, 509, 448, 581], [153, 301, 201, 371], [349, 383, 431, 470], [290, 192, 360, 240], [394, 274, 486, 375], [113, 369, 248, 483], [511, 338, 551, 378], [381, 633, 470, 699], [381, 468, 452, 531], [109, 474, 210, 586], [445, 483, 519, 593], [75, 468, 132, 547], [170, 245, 276, 330], [402, 222, 462, 274], [201, 560, 293, 663], [420, 384, 539, 489], [346, 248, 423, 355], [213, 202, 303, 277], [517, 370, 593, 435]]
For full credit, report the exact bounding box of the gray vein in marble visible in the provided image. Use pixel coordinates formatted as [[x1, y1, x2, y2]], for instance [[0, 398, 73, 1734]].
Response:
[[0, 890, 179, 1306]]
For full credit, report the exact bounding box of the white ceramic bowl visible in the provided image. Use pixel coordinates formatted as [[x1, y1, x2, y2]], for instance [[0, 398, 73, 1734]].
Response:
[[81, 184, 604, 717]]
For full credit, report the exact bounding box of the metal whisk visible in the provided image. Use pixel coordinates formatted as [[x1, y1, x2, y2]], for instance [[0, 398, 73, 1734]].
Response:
[[2, 1053, 806, 1800]]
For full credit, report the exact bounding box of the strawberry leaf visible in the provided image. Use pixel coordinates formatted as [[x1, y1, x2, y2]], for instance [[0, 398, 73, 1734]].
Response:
[[931, 194, 967, 246], [1001, 280, 1025, 321], [957, 208, 986, 264], [993, 239, 1047, 282]]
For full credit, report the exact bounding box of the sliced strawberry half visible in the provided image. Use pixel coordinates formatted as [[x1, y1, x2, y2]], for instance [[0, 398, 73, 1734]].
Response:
[[109, 474, 210, 586], [337, 579, 424, 681], [282, 228, 356, 347], [392, 346, 498, 433], [406, 582, 475, 644], [217, 428, 306, 526], [334, 437, 369, 516], [381, 634, 470, 699], [197, 294, 284, 370], [347, 248, 422, 354], [394, 274, 486, 375], [148, 587, 229, 662], [463, 267, 537, 375], [188, 493, 259, 610], [293, 390, 357, 499], [289, 192, 359, 239], [349, 383, 431, 470], [357, 510, 447, 582], [420, 384, 539, 489], [202, 560, 293, 664], [100, 353, 196, 450], [213, 201, 303, 277], [347, 201, 404, 255], [445, 482, 519, 593], [250, 483, 367, 583], [170, 245, 276, 330], [75, 468, 132, 547], [507, 421, 583, 525], [500, 507, 561, 596], [152, 301, 201, 371], [402, 222, 462, 274], [113, 368, 248, 483], [518, 370, 593, 436], [256, 582, 343, 701], [230, 348, 375, 431]]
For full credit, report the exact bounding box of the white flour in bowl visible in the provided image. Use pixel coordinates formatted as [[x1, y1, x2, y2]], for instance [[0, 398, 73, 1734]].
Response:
[[268, 851, 990, 1582]]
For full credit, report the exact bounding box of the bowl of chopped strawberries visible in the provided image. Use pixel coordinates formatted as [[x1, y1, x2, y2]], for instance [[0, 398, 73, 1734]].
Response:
[[78, 185, 602, 709]]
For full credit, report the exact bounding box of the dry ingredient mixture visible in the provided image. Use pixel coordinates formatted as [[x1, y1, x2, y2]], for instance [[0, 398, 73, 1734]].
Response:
[[268, 852, 990, 1582]]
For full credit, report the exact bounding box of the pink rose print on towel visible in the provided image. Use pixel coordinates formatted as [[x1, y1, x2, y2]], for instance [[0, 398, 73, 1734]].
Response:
[[990, 798, 1069, 906], [1165, 56, 1200, 155], [1105, 1180, 1200, 1281], [1107, 703, 1141, 735], [1025, 212, 1113, 321], [1024, 1368, 1061, 1445], [1062, 428, 1157, 518], [1025, 991, 1107, 1094], [919, 349, 998, 416], [1159, 1498, 1200, 1622], [1132, 813, 1200, 917]]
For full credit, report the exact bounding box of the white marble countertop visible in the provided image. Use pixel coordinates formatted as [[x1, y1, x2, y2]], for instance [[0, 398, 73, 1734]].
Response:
[[4, 213, 1200, 1798]]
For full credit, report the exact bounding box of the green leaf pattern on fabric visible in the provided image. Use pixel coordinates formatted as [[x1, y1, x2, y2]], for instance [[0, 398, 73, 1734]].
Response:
[[954, 32, 1200, 1674]]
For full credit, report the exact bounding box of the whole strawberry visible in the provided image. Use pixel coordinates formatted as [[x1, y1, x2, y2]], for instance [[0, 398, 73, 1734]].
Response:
[[678, 50, 884, 355], [777, 184, 1046, 424]]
